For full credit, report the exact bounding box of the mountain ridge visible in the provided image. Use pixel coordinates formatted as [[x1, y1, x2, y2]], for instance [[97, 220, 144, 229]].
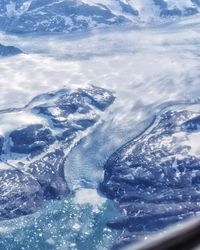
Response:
[[0, 43, 23, 56], [0, 0, 200, 33]]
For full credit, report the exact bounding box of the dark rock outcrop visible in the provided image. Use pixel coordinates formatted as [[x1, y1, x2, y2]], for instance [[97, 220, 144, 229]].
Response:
[[0, 136, 4, 154], [0, 85, 114, 219], [101, 105, 200, 248], [0, 44, 23, 56], [10, 124, 56, 154], [0, 166, 43, 219]]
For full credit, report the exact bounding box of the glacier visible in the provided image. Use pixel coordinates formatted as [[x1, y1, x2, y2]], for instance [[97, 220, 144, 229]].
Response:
[[0, 2, 200, 250]]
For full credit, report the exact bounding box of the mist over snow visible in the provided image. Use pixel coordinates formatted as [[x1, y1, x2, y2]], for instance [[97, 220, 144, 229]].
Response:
[[0, 15, 200, 116]]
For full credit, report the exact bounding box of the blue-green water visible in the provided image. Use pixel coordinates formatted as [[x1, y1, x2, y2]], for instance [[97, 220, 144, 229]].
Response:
[[0, 192, 120, 250]]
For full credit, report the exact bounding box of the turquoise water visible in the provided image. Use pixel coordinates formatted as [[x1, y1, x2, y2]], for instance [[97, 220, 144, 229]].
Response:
[[0, 192, 120, 250]]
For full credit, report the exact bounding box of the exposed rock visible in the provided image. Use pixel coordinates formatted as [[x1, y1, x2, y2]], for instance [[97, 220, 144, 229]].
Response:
[[0, 85, 114, 220], [0, 136, 4, 154], [0, 165, 43, 219], [10, 124, 56, 155], [101, 105, 200, 248], [0, 0, 200, 33], [0, 44, 23, 56]]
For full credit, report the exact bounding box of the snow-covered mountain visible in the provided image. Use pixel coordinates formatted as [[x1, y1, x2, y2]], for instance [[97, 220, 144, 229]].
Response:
[[101, 103, 200, 248], [0, 0, 200, 33], [0, 43, 23, 56], [0, 85, 114, 219]]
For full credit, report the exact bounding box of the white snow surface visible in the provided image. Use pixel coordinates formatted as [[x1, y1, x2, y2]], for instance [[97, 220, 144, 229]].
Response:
[[0, 14, 200, 111], [0, 111, 46, 136]]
